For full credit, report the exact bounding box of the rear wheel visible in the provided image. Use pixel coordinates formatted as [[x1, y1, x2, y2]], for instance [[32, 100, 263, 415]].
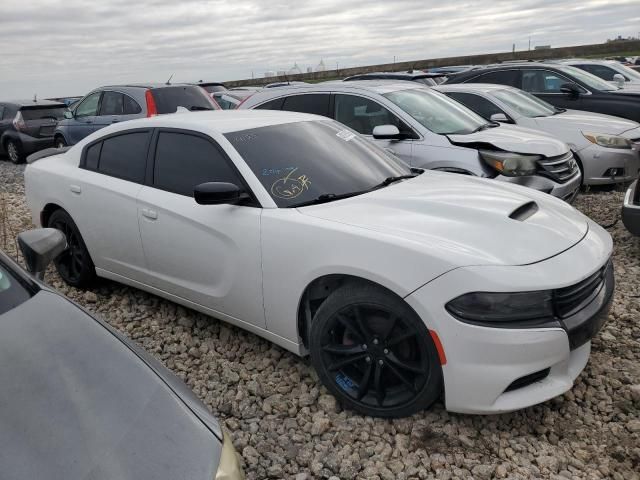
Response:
[[48, 209, 96, 288], [309, 283, 443, 418], [6, 139, 24, 164]]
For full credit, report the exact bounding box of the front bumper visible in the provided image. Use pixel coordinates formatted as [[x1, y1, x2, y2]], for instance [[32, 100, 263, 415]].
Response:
[[578, 144, 640, 185], [496, 170, 580, 203], [405, 220, 613, 414], [622, 180, 640, 235]]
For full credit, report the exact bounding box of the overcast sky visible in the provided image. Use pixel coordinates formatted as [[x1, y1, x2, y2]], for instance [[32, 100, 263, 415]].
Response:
[[1, 0, 639, 99]]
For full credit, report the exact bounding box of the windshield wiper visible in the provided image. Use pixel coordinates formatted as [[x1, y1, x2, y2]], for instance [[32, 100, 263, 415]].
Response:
[[289, 172, 422, 208], [553, 107, 567, 115], [470, 122, 498, 133], [190, 106, 214, 111]]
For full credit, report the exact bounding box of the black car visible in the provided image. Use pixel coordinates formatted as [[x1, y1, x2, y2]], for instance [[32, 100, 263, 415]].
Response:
[[445, 62, 640, 122], [344, 71, 444, 86], [0, 228, 244, 480], [0, 100, 66, 163]]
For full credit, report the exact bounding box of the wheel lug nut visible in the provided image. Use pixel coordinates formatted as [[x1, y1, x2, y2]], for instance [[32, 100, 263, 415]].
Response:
[[365, 356, 371, 363], [378, 359, 384, 365], [383, 348, 389, 355], [373, 338, 379, 345], [362, 344, 368, 350]]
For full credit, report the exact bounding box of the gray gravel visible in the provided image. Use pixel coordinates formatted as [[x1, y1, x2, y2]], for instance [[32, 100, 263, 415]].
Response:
[[1, 160, 638, 479]]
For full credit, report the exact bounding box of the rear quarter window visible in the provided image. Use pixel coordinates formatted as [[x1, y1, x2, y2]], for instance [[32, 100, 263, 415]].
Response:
[[0, 262, 32, 315], [86, 131, 151, 183]]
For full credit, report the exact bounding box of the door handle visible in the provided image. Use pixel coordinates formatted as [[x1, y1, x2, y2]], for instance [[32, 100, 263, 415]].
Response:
[[111, 118, 120, 123], [70, 184, 81, 194], [141, 208, 158, 220]]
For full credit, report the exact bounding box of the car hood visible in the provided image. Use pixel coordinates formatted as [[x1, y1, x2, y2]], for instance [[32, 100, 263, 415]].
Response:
[[300, 172, 588, 267], [0, 290, 221, 480], [535, 109, 640, 136], [609, 86, 640, 96], [448, 123, 569, 157]]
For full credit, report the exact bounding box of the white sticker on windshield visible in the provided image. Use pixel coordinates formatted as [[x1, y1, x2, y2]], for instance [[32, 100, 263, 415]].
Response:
[[336, 129, 356, 142]]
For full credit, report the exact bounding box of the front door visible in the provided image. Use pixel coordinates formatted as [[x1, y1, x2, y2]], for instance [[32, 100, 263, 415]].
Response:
[[68, 92, 102, 145], [136, 129, 265, 328], [521, 69, 583, 111], [333, 93, 414, 164]]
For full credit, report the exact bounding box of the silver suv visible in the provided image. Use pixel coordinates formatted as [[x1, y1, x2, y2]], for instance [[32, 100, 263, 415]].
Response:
[[240, 81, 581, 201]]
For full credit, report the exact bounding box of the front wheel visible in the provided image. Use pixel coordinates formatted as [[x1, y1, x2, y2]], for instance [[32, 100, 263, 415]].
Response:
[[309, 283, 443, 418], [55, 136, 67, 149], [48, 209, 96, 288]]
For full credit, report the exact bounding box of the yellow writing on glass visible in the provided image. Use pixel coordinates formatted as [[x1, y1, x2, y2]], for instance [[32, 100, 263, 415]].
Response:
[[271, 168, 312, 200]]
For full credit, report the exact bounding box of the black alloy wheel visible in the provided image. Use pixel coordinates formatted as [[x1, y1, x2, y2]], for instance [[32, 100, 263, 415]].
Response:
[[309, 283, 443, 418], [6, 140, 23, 164], [48, 209, 96, 288]]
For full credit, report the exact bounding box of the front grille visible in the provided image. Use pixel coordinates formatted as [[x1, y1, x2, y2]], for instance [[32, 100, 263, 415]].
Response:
[[553, 260, 610, 318], [537, 152, 580, 183]]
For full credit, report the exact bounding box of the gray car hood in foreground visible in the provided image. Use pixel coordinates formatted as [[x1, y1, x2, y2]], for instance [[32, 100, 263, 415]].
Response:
[[0, 290, 221, 480], [448, 123, 569, 157], [535, 109, 640, 137]]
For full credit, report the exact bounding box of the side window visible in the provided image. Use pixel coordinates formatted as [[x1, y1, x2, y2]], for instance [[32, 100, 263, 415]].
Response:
[[521, 70, 578, 93], [334, 94, 406, 136], [281, 94, 330, 117], [123, 94, 142, 114], [75, 92, 102, 117], [84, 142, 102, 170], [97, 131, 150, 183], [576, 64, 618, 81], [473, 70, 521, 87], [255, 98, 285, 110], [153, 132, 240, 197], [99, 91, 124, 116], [445, 92, 505, 120]]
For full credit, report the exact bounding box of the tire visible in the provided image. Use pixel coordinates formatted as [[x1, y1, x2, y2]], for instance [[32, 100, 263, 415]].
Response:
[[47, 209, 96, 288], [5, 139, 24, 164], [55, 136, 67, 149], [309, 282, 443, 418]]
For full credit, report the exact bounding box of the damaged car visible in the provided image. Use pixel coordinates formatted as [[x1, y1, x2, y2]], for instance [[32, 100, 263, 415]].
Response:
[[240, 81, 581, 201]]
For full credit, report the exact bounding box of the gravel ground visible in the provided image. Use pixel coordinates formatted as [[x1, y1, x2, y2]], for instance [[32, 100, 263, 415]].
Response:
[[1, 159, 638, 480]]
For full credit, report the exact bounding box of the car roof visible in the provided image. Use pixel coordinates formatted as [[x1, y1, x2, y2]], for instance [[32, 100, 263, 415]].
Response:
[[346, 71, 440, 80], [3, 99, 66, 108], [435, 83, 513, 93], [256, 80, 425, 96], [554, 59, 618, 65], [105, 109, 326, 134], [98, 83, 197, 90]]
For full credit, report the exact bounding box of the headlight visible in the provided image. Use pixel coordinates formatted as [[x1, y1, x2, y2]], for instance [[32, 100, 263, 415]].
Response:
[[446, 291, 554, 324], [582, 132, 632, 149], [215, 432, 245, 480], [479, 150, 541, 176]]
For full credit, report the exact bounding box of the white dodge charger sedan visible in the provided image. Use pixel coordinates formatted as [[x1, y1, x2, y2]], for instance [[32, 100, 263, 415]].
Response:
[[25, 111, 614, 417]]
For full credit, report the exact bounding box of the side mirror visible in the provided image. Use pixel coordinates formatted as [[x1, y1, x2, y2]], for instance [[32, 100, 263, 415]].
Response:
[[372, 124, 401, 140], [17, 228, 67, 280], [560, 83, 581, 97], [194, 182, 249, 205], [490, 113, 509, 123], [64, 110, 73, 119], [613, 73, 626, 88]]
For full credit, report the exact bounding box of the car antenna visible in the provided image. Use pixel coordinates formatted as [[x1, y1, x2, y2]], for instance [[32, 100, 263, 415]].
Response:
[[33, 93, 37, 103], [166, 73, 174, 85]]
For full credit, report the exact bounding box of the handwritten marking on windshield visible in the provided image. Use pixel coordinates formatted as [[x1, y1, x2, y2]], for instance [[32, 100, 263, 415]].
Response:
[[271, 168, 312, 199], [336, 129, 356, 142]]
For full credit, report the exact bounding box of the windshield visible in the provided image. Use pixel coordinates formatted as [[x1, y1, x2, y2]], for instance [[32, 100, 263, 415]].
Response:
[[225, 120, 411, 207], [384, 88, 487, 134], [492, 88, 556, 117], [0, 261, 32, 315], [558, 65, 618, 91]]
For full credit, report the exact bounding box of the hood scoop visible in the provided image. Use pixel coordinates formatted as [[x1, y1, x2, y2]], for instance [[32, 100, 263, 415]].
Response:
[[509, 201, 539, 222]]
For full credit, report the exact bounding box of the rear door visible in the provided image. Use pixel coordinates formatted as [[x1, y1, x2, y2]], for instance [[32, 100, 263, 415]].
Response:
[[0, 104, 11, 150], [71, 129, 151, 280], [68, 92, 102, 144], [93, 90, 143, 131], [333, 93, 415, 163], [136, 129, 264, 327]]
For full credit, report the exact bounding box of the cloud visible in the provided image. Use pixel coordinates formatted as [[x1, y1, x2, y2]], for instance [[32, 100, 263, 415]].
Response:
[[0, 0, 638, 98]]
